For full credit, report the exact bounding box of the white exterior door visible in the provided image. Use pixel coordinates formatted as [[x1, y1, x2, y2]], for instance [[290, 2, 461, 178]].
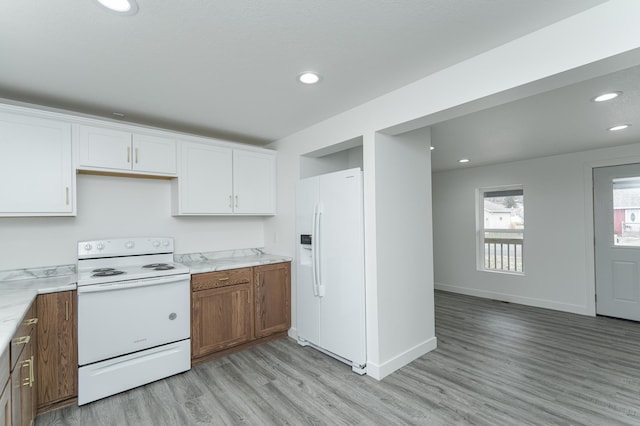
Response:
[[594, 164, 640, 321]]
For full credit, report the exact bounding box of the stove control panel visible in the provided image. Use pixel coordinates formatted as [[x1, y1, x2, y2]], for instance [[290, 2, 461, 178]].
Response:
[[78, 237, 175, 259]]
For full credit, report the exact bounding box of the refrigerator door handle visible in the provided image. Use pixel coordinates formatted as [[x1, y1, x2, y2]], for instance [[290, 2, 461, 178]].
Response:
[[311, 204, 320, 297], [316, 204, 325, 297]]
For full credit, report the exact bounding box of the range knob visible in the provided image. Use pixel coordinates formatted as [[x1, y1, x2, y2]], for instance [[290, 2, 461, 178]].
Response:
[[125, 241, 135, 249], [162, 240, 170, 247], [84, 243, 93, 251], [152, 240, 161, 248], [96, 242, 105, 251]]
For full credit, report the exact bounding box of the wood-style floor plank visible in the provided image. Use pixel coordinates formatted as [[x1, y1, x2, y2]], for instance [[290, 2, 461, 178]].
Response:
[[36, 291, 640, 425]]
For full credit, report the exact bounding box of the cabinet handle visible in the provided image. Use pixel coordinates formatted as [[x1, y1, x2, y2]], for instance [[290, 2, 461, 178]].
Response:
[[135, 147, 139, 163], [218, 277, 229, 281], [229, 195, 233, 208], [65, 300, 69, 321], [65, 187, 69, 205], [30, 355, 35, 386], [13, 335, 30, 345], [24, 318, 38, 325], [247, 290, 250, 304], [235, 195, 239, 208], [127, 146, 131, 163]]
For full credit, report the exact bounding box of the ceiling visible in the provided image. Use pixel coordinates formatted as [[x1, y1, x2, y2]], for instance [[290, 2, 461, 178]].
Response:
[[430, 64, 640, 172], [0, 0, 607, 147]]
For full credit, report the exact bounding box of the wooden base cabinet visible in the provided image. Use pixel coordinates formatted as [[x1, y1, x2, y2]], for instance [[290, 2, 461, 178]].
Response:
[[254, 263, 291, 338], [10, 302, 37, 426], [36, 291, 77, 413], [0, 378, 9, 426], [191, 262, 291, 364]]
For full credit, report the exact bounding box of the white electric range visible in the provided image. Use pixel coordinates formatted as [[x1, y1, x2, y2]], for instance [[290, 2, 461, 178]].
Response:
[[76, 237, 191, 405]]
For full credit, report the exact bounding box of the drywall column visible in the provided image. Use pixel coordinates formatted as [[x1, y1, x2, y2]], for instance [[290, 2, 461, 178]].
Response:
[[366, 127, 436, 379]]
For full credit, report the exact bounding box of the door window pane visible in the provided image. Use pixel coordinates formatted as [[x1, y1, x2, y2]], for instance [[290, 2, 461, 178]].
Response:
[[613, 177, 640, 246]]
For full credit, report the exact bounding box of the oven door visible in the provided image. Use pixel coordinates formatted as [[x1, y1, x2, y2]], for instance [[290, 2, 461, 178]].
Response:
[[77, 274, 190, 366]]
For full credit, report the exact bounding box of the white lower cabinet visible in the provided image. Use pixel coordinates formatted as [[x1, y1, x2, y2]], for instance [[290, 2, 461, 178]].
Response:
[[173, 141, 276, 215], [0, 111, 75, 216]]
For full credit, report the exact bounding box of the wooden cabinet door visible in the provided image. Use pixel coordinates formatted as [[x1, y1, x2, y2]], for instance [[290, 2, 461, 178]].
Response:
[[232, 149, 276, 215], [0, 378, 9, 426], [36, 291, 77, 409], [192, 284, 253, 357], [78, 125, 132, 170], [132, 134, 176, 175], [0, 111, 74, 215], [177, 142, 233, 214], [254, 263, 291, 338]]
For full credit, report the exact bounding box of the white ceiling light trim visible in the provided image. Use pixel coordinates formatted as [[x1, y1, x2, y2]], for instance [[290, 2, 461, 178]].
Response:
[[96, 0, 139, 15], [592, 91, 622, 102], [608, 124, 631, 132], [298, 72, 321, 85]]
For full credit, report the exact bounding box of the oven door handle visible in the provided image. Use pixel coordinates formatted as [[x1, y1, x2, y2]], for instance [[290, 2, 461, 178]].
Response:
[[77, 274, 190, 294]]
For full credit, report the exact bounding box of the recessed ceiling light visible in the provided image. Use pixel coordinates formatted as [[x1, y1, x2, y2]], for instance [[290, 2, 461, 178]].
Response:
[[592, 91, 622, 102], [608, 124, 631, 132], [112, 112, 125, 117], [298, 72, 321, 85], [430, 146, 435, 151], [458, 158, 470, 163], [96, 0, 138, 14]]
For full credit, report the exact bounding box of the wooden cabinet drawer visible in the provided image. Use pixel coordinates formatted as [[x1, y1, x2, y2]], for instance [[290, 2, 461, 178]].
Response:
[[10, 302, 37, 371], [191, 268, 252, 291]]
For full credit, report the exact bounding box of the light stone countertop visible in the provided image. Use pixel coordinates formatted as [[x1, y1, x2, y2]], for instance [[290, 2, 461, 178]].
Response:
[[175, 248, 292, 275], [0, 265, 77, 359]]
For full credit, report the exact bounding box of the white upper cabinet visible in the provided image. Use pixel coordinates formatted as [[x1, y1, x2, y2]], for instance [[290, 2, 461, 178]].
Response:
[[233, 149, 276, 215], [78, 125, 176, 176], [0, 111, 75, 216], [173, 141, 276, 216], [174, 142, 233, 214]]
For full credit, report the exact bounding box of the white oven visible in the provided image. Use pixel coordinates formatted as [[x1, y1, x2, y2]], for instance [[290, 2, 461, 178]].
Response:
[[76, 237, 191, 405]]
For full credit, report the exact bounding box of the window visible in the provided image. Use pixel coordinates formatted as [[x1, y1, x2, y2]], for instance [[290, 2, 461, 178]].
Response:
[[612, 177, 640, 247], [478, 186, 524, 273]]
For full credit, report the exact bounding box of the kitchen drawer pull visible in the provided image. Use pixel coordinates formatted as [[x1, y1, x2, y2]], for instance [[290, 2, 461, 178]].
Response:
[[13, 335, 30, 345], [24, 318, 38, 325], [30, 355, 35, 385], [218, 277, 229, 281]]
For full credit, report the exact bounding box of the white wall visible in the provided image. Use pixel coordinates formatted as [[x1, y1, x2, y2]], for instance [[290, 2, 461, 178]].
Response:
[[433, 141, 640, 315], [265, 1, 640, 379], [0, 174, 265, 270]]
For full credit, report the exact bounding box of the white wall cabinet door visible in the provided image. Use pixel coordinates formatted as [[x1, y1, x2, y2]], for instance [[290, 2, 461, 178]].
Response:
[[79, 125, 177, 176], [132, 134, 176, 175], [78, 125, 132, 170], [233, 149, 276, 214], [175, 142, 233, 214], [0, 111, 75, 216]]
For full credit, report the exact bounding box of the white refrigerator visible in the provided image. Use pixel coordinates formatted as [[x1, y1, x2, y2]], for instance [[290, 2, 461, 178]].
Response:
[[295, 168, 366, 374]]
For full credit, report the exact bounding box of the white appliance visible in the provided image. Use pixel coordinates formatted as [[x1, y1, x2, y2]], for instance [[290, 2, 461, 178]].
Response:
[[76, 237, 191, 405], [295, 168, 366, 374]]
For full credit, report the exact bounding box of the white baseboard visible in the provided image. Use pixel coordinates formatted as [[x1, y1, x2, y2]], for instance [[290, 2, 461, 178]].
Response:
[[435, 282, 592, 316], [287, 327, 297, 340], [366, 337, 437, 381]]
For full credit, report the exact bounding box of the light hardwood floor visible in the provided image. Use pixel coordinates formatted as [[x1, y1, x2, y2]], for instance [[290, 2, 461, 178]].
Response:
[[36, 291, 640, 425]]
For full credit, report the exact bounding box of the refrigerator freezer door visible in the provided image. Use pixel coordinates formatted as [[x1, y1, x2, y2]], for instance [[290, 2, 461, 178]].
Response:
[[317, 169, 366, 367], [296, 176, 321, 346]]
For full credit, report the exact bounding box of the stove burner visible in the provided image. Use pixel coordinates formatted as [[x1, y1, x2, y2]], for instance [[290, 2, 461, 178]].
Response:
[[92, 270, 125, 277], [143, 263, 169, 268], [92, 268, 116, 273], [143, 263, 176, 271], [154, 265, 175, 271]]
